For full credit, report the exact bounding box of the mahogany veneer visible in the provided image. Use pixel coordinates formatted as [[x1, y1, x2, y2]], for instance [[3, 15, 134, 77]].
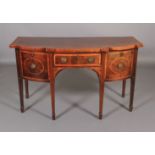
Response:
[[10, 37, 143, 120]]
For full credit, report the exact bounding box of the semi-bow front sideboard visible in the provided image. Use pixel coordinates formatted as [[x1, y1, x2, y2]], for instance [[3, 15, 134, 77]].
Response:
[[10, 37, 143, 120]]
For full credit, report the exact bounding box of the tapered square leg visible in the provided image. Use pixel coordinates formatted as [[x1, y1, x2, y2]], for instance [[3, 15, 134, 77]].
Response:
[[99, 112, 103, 120], [15, 49, 24, 113], [129, 49, 138, 112], [25, 80, 29, 99], [52, 114, 56, 120], [50, 79, 56, 120], [18, 78, 24, 112], [129, 77, 136, 112], [99, 78, 104, 120], [122, 79, 126, 97]]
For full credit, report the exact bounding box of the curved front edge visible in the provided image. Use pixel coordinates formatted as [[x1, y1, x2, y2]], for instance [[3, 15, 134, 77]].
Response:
[[105, 49, 136, 81]]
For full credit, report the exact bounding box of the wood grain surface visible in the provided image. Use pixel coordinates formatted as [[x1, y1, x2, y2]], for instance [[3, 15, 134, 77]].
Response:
[[10, 37, 143, 51]]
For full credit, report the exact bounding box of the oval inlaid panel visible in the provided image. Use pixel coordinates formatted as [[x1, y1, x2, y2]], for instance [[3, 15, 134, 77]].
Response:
[[106, 50, 134, 81], [24, 58, 45, 75], [110, 58, 129, 74]]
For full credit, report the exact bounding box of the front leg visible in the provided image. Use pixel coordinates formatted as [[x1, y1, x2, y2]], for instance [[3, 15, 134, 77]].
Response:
[[122, 79, 126, 97], [25, 80, 29, 99], [50, 76, 56, 120], [129, 49, 138, 112], [99, 72, 105, 120], [129, 77, 136, 112], [18, 78, 24, 112], [15, 49, 24, 113]]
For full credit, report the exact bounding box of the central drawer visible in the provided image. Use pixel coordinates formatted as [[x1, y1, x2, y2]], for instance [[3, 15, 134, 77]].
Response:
[[54, 54, 101, 67]]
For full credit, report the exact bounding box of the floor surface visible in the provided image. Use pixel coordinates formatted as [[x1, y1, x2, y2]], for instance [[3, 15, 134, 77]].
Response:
[[0, 63, 154, 131]]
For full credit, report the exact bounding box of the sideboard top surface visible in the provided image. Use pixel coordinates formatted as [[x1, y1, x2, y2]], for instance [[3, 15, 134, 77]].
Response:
[[10, 37, 143, 51]]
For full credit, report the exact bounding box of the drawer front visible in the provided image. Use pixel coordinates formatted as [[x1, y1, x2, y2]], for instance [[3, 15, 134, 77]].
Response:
[[54, 54, 101, 67], [20, 51, 48, 81], [106, 50, 134, 80]]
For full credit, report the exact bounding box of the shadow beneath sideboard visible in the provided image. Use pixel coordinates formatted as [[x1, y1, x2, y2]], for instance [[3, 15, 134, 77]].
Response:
[[105, 84, 122, 97], [105, 93, 129, 111], [56, 94, 98, 120], [1, 65, 154, 121], [29, 83, 49, 98], [56, 68, 98, 93]]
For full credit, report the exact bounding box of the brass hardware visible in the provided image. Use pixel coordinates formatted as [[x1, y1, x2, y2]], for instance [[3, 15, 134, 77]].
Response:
[[117, 63, 124, 69], [120, 53, 124, 57], [87, 57, 95, 63], [60, 57, 67, 63], [30, 63, 36, 69]]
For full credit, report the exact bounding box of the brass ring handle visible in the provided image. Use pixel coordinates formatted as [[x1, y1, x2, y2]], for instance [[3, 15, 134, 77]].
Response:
[[60, 57, 67, 64], [30, 63, 37, 69], [117, 63, 124, 69], [87, 57, 95, 63]]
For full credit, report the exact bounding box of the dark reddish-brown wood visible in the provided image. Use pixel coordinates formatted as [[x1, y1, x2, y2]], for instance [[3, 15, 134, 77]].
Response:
[[122, 79, 126, 97], [25, 80, 29, 98], [10, 37, 143, 50], [49, 53, 56, 120], [15, 48, 24, 112], [10, 37, 143, 120], [129, 48, 138, 111], [20, 50, 49, 82], [54, 53, 101, 67], [105, 50, 134, 81]]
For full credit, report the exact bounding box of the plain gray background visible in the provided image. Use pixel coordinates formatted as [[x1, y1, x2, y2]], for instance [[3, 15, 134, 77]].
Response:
[[0, 24, 155, 131]]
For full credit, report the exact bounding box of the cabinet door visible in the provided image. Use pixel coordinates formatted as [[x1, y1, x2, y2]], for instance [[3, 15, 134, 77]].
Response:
[[106, 50, 134, 81], [20, 51, 49, 82]]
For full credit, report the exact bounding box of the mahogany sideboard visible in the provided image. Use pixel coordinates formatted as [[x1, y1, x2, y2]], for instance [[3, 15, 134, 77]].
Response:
[[10, 37, 143, 120]]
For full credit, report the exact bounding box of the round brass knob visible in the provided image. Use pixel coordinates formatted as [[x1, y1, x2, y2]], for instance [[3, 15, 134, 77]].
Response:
[[60, 57, 67, 64], [87, 57, 95, 63], [117, 63, 124, 69], [30, 63, 37, 69]]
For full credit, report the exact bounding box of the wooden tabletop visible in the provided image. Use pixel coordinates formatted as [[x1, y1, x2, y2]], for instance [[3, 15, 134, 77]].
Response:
[[10, 37, 143, 51]]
